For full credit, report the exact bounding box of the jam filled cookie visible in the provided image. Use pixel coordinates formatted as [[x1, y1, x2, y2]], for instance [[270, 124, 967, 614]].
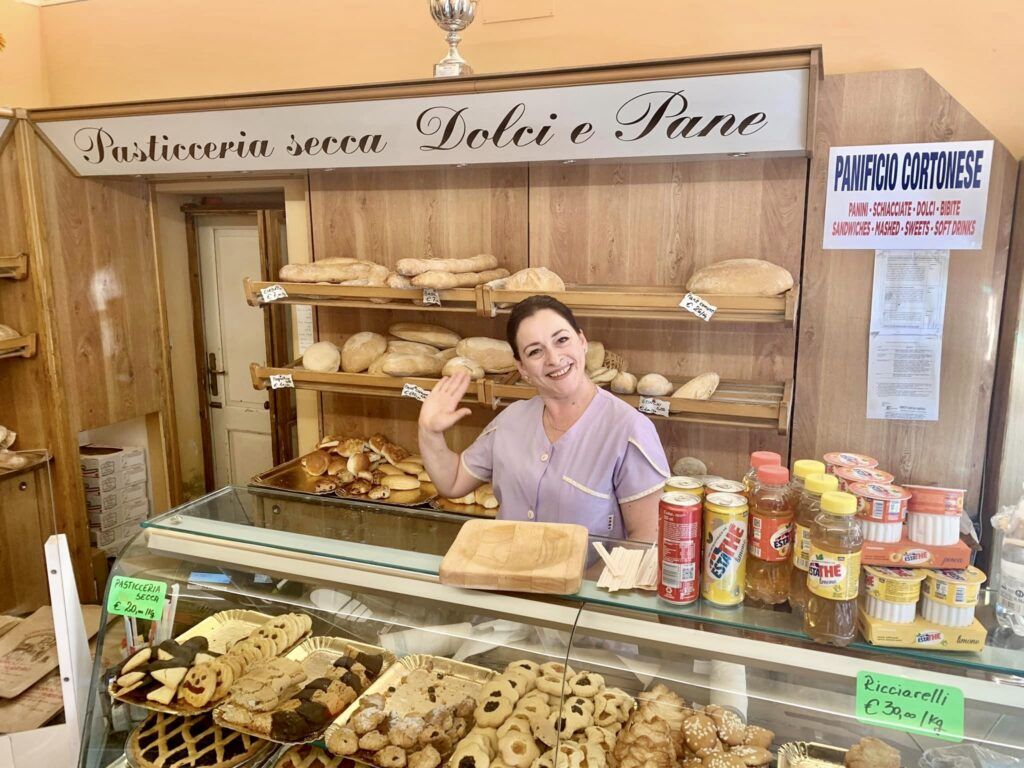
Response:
[[498, 733, 540, 768], [567, 672, 603, 698], [538, 662, 575, 680], [535, 674, 564, 697], [482, 678, 520, 705], [496, 717, 532, 740], [409, 746, 442, 768], [505, 660, 541, 680], [514, 694, 550, 722], [376, 745, 408, 768], [326, 725, 358, 755], [475, 697, 514, 727], [500, 668, 536, 695]]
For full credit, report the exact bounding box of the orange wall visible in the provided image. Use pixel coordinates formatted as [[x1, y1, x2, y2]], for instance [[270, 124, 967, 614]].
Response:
[[0, 0, 48, 107], [9, 0, 1024, 155]]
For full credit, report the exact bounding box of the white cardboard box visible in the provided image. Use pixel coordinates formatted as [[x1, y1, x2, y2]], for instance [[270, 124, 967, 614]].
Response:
[[86, 506, 118, 531], [79, 446, 123, 478]]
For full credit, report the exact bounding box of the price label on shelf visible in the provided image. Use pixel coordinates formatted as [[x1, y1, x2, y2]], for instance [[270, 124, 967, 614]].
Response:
[[269, 373, 294, 389], [106, 576, 167, 622], [422, 288, 442, 307], [401, 383, 430, 401], [679, 292, 717, 321], [260, 284, 288, 303], [855, 672, 963, 742], [637, 397, 670, 417]]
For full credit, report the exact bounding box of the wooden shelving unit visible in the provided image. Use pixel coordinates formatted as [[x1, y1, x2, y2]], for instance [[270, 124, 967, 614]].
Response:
[[0, 334, 37, 360], [250, 361, 792, 434], [0, 254, 28, 281], [0, 450, 51, 481], [243, 277, 798, 325]]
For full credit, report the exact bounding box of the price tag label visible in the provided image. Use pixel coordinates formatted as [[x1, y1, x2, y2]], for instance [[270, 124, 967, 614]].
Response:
[[269, 373, 294, 389], [855, 672, 963, 742], [638, 397, 670, 417], [401, 383, 430, 401], [680, 292, 717, 321], [422, 288, 442, 307], [260, 284, 288, 303], [106, 576, 167, 621]]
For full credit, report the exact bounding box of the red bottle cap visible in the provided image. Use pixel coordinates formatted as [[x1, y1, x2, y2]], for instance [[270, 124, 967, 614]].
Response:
[[750, 451, 782, 469], [757, 465, 790, 484]]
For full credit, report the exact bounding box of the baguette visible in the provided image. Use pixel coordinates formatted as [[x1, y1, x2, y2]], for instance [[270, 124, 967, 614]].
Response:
[[396, 254, 498, 277], [389, 323, 461, 348], [279, 260, 381, 284], [669, 373, 720, 411], [411, 268, 510, 289]]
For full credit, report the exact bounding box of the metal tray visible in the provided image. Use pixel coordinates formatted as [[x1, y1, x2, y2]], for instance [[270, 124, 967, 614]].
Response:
[[778, 741, 848, 768], [429, 497, 498, 519], [323, 655, 495, 766], [251, 457, 438, 507], [213, 636, 398, 745], [265, 743, 354, 768]]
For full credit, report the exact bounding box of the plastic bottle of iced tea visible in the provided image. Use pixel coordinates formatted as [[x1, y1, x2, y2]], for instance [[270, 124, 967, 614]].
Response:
[[789, 472, 839, 614], [745, 465, 794, 606], [804, 491, 863, 646], [788, 459, 826, 508], [742, 451, 782, 496]]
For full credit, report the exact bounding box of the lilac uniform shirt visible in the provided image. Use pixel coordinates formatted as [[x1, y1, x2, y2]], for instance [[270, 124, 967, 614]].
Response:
[[460, 388, 670, 537]]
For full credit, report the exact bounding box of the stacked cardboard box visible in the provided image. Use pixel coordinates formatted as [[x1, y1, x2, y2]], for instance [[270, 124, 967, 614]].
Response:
[[80, 445, 150, 554]]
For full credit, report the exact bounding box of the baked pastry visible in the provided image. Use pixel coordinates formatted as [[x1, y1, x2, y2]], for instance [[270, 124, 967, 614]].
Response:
[[303, 341, 341, 373], [396, 254, 498, 277], [671, 373, 720, 405], [636, 373, 673, 397], [845, 737, 900, 768], [686, 258, 794, 297], [128, 711, 268, 768], [276, 744, 353, 768]]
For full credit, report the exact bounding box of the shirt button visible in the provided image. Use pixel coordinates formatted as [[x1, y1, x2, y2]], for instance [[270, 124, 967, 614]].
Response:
[[527, 510, 536, 520], [540, 453, 549, 462]]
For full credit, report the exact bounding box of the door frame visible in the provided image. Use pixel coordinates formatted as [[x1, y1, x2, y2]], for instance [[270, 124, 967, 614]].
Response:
[[184, 204, 289, 492]]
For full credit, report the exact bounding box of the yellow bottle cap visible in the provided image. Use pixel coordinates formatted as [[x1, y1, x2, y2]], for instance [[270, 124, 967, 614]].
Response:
[[821, 490, 857, 516], [804, 473, 839, 495], [792, 459, 826, 480]]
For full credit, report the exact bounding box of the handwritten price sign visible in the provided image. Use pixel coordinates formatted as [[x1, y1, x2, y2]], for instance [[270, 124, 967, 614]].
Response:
[[269, 373, 294, 389], [260, 284, 288, 302], [401, 383, 430, 401], [856, 672, 963, 742], [679, 293, 717, 321], [421, 288, 442, 307], [106, 576, 167, 622], [638, 397, 670, 417]]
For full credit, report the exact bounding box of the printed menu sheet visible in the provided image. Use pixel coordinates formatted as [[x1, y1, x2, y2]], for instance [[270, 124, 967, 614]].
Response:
[[866, 250, 948, 421]]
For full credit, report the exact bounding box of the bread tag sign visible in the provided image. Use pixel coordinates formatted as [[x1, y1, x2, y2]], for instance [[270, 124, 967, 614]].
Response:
[[421, 288, 442, 307], [401, 383, 430, 401], [679, 293, 717, 321], [107, 576, 167, 621], [269, 373, 294, 389], [259, 284, 288, 303], [638, 397, 670, 417]]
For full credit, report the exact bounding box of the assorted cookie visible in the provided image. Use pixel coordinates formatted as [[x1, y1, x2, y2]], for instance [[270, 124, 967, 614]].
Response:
[[273, 744, 355, 768]]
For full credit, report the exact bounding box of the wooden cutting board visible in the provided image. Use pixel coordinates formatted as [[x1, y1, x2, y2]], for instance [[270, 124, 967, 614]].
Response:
[[439, 520, 589, 594]]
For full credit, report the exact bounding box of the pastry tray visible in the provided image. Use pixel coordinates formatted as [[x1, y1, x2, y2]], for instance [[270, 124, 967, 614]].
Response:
[[263, 743, 353, 768], [213, 636, 397, 745], [323, 655, 495, 767], [777, 741, 848, 768], [251, 457, 438, 507], [110, 611, 310, 716], [124, 717, 278, 768], [429, 497, 498, 519]]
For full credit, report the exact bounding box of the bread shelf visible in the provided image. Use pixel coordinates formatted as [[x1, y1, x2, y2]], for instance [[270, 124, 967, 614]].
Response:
[[0, 254, 28, 281], [243, 277, 798, 325], [0, 450, 52, 481], [250, 361, 792, 434], [0, 334, 37, 360]]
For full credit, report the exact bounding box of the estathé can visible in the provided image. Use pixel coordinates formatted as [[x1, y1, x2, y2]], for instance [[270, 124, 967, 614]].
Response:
[[658, 492, 702, 604], [702, 492, 749, 606]]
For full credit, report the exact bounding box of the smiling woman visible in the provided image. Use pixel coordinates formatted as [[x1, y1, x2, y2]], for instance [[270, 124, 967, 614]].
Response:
[[418, 295, 669, 542]]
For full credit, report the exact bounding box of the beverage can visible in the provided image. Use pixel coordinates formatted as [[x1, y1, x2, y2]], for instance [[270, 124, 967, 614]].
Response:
[[705, 479, 746, 495], [665, 476, 704, 498], [701, 492, 748, 606], [658, 492, 702, 604]]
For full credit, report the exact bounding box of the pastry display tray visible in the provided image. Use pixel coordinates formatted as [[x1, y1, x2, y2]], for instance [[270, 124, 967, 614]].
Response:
[[777, 741, 848, 768], [124, 718, 277, 768], [214, 636, 396, 745], [429, 497, 498, 519], [251, 458, 438, 508], [323, 654, 495, 767]]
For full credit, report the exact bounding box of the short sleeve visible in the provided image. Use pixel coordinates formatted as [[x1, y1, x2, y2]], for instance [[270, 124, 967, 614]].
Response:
[[460, 423, 498, 482], [614, 415, 670, 503]]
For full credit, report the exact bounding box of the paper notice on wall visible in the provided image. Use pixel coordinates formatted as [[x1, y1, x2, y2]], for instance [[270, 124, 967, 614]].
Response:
[[295, 305, 315, 355], [866, 251, 948, 421]]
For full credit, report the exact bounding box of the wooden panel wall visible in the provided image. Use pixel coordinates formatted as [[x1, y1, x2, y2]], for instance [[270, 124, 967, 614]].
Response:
[[795, 70, 1018, 514], [33, 137, 166, 433]]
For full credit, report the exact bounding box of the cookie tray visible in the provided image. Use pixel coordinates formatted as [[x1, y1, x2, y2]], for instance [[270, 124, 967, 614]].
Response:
[[251, 457, 438, 508], [213, 636, 397, 745], [777, 741, 848, 768], [322, 654, 496, 767], [109, 611, 311, 716], [429, 497, 498, 519]]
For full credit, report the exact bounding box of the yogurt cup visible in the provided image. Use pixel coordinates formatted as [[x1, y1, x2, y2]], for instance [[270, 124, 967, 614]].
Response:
[[921, 595, 977, 628], [823, 452, 879, 474], [863, 565, 927, 623], [849, 482, 911, 523], [833, 466, 895, 492], [921, 566, 986, 607], [904, 484, 966, 515], [907, 511, 961, 546], [704, 479, 746, 495], [665, 476, 703, 498], [858, 517, 904, 543], [864, 593, 918, 624]]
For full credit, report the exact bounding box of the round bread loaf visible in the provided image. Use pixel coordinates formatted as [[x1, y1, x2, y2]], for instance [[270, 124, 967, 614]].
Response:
[[610, 371, 637, 394], [388, 322, 461, 348], [456, 337, 516, 374], [636, 373, 673, 396], [341, 332, 387, 373], [686, 258, 794, 297], [443, 356, 485, 380], [302, 341, 341, 373]]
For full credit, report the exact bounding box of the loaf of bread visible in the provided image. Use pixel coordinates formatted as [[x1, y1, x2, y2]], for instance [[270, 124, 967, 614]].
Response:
[[585, 342, 605, 373], [589, 367, 618, 384], [411, 268, 510, 289], [386, 272, 414, 289], [455, 337, 516, 374], [302, 341, 341, 373], [387, 340, 439, 357], [686, 259, 794, 296], [475, 484, 499, 509], [448, 491, 477, 505], [435, 347, 458, 362], [341, 332, 387, 373], [396, 254, 498, 277], [280, 260, 383, 284], [381, 354, 444, 378], [504, 267, 566, 293], [443, 356, 485, 380], [389, 323, 461, 348], [367, 354, 388, 376], [610, 371, 637, 394], [636, 373, 673, 396], [671, 372, 720, 402]]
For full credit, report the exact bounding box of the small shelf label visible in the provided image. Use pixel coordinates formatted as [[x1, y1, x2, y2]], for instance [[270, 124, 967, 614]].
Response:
[[269, 373, 295, 389], [638, 397, 670, 417], [106, 576, 167, 621], [260, 284, 288, 303], [401, 383, 430, 401], [680, 292, 717, 321], [855, 671, 963, 742], [422, 288, 442, 307]]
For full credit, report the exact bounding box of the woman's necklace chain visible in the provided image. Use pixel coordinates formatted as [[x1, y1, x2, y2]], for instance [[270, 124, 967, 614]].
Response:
[[544, 407, 576, 433]]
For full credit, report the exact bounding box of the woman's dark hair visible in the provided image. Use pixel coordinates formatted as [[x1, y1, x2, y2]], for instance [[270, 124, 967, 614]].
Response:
[[506, 295, 583, 360]]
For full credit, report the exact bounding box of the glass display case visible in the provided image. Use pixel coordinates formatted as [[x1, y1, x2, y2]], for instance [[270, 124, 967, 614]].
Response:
[[81, 487, 1024, 768]]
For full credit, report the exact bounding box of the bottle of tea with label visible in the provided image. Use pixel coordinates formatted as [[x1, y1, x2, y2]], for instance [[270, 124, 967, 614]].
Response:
[[745, 465, 794, 606], [789, 472, 840, 614], [804, 490, 863, 646]]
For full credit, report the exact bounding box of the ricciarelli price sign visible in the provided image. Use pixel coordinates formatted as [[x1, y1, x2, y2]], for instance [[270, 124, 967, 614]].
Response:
[[855, 671, 963, 742], [34, 69, 808, 176], [823, 141, 993, 250]]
